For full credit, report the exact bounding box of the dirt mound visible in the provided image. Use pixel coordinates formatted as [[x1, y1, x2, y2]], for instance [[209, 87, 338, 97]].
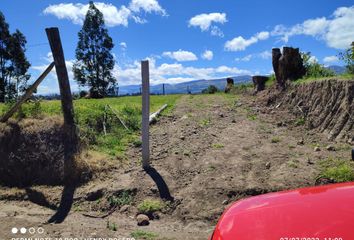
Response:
[[262, 79, 353, 141], [0, 116, 91, 187]]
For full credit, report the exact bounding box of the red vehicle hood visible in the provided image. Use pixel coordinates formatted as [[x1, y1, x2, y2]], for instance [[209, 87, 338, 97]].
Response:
[[212, 182, 354, 240]]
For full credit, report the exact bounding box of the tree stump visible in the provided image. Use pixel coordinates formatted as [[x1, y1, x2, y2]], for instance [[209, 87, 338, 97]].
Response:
[[252, 76, 268, 93], [272, 47, 305, 89], [224, 77, 234, 93]]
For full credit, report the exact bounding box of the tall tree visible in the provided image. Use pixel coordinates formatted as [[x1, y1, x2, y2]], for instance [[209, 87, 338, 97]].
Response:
[[73, 1, 116, 98], [339, 42, 354, 74], [0, 11, 30, 102]]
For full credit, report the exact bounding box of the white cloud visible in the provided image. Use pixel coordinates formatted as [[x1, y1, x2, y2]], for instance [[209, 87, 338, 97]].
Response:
[[201, 50, 213, 60], [235, 50, 272, 62], [224, 31, 269, 51], [271, 18, 329, 43], [113, 57, 252, 86], [162, 50, 198, 62], [44, 3, 131, 27], [32, 54, 252, 93], [323, 55, 339, 63], [256, 31, 270, 40], [31, 55, 79, 94], [210, 26, 224, 37], [326, 6, 354, 49], [271, 6, 354, 49], [43, 1, 167, 27], [309, 55, 318, 64], [235, 54, 252, 62], [120, 42, 127, 50], [189, 13, 227, 37], [129, 0, 166, 15], [259, 50, 272, 59]]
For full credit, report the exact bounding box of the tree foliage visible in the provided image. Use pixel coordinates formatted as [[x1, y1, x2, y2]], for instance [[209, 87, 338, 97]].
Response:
[[0, 11, 30, 102], [339, 42, 354, 74], [202, 85, 218, 94], [73, 1, 116, 98], [301, 52, 335, 78]]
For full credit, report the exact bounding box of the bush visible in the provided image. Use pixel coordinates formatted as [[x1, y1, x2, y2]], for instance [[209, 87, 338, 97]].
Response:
[[202, 85, 218, 94], [339, 42, 354, 74], [318, 158, 354, 183], [79, 90, 88, 98], [137, 199, 163, 215], [108, 190, 134, 207], [266, 74, 276, 87], [302, 52, 335, 78]]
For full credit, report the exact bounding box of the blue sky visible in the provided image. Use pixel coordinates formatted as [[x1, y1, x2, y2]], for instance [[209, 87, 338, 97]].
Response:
[[1, 0, 354, 94]]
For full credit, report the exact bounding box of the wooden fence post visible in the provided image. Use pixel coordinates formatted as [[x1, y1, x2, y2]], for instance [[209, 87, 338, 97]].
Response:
[[162, 83, 165, 95], [46, 27, 78, 181], [141, 60, 150, 169]]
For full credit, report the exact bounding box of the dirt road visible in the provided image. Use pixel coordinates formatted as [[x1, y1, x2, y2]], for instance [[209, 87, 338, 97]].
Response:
[[0, 93, 351, 240]]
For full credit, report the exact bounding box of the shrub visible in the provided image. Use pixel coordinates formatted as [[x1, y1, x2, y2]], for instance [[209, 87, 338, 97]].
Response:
[[339, 42, 354, 74], [318, 158, 354, 183], [79, 90, 88, 98], [137, 199, 163, 215], [202, 85, 218, 94], [266, 74, 276, 87], [302, 52, 335, 78], [28, 100, 42, 119], [295, 117, 305, 126], [108, 190, 134, 207]]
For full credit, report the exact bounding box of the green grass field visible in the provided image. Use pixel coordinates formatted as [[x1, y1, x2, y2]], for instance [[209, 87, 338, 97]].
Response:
[[0, 95, 181, 158]]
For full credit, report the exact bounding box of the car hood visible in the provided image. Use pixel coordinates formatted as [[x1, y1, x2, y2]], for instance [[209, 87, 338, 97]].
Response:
[[213, 182, 354, 239]]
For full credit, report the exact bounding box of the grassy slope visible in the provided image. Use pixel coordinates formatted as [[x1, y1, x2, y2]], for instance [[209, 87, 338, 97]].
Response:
[[294, 73, 353, 84], [0, 95, 181, 158]]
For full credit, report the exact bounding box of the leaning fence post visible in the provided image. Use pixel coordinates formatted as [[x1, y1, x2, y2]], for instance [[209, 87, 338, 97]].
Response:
[[141, 60, 150, 169], [0, 62, 55, 123], [46, 27, 78, 181]]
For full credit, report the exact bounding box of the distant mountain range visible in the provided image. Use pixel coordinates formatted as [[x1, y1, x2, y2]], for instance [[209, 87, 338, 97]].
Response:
[[326, 65, 346, 75], [117, 75, 252, 95]]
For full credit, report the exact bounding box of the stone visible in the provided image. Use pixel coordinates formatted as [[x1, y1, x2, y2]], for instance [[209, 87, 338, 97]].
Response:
[[180, 136, 185, 140], [231, 119, 236, 123], [137, 214, 150, 226], [252, 76, 268, 93], [277, 121, 285, 127], [224, 78, 234, 93], [150, 187, 158, 194], [218, 112, 224, 118], [151, 211, 160, 220], [265, 162, 271, 169], [272, 47, 306, 89], [326, 145, 336, 151], [222, 200, 228, 205], [297, 139, 304, 145], [314, 146, 321, 152], [120, 205, 130, 213]]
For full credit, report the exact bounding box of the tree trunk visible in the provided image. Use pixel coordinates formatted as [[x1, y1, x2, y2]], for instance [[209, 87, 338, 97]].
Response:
[[272, 47, 305, 89], [0, 78, 5, 103]]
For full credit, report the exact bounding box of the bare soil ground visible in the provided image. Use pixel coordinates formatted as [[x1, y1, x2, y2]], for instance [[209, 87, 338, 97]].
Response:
[[0, 92, 352, 240]]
